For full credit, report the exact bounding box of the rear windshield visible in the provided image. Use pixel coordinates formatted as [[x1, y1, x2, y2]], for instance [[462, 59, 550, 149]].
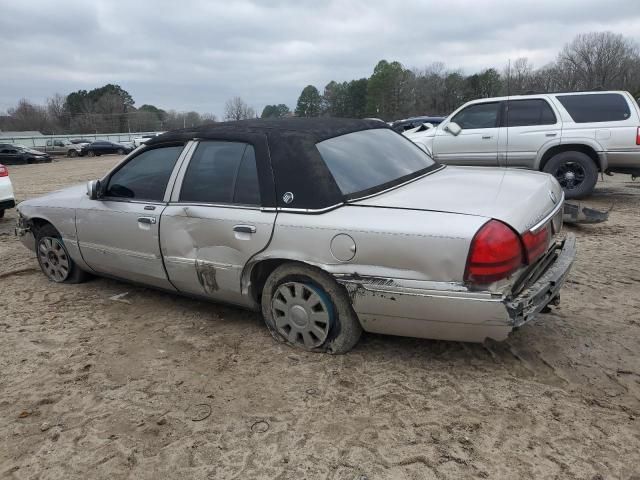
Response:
[[316, 128, 436, 197], [557, 93, 631, 123]]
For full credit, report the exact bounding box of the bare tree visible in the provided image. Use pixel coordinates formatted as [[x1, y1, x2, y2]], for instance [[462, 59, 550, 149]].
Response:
[[557, 31, 640, 90], [224, 96, 255, 121]]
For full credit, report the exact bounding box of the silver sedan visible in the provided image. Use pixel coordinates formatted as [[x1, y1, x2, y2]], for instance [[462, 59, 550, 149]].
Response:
[[15, 118, 575, 353]]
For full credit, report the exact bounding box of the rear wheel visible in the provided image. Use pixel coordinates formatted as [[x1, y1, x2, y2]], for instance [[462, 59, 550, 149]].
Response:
[[261, 263, 362, 354], [543, 151, 598, 199], [87, 150, 95, 157], [117, 148, 125, 155], [35, 224, 90, 284], [68, 150, 78, 158], [0, 209, 4, 218]]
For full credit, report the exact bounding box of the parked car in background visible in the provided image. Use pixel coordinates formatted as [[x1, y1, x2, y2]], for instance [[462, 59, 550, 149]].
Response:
[[42, 139, 83, 157], [0, 144, 51, 165], [404, 91, 640, 198], [0, 163, 16, 218], [15, 118, 575, 353], [80, 141, 134, 157], [70, 138, 93, 145], [132, 133, 161, 148], [390, 116, 445, 133]]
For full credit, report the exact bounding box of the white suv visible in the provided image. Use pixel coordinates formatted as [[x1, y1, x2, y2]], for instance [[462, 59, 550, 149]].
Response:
[[404, 91, 640, 198]]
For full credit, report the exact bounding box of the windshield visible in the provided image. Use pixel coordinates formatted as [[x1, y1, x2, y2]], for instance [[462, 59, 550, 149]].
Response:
[[316, 128, 436, 196]]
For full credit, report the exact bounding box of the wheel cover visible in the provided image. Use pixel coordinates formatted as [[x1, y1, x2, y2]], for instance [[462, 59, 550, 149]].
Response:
[[554, 161, 586, 190], [271, 282, 333, 349], [37, 237, 70, 282]]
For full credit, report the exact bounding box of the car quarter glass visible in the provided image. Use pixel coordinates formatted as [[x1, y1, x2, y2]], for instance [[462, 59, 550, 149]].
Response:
[[316, 128, 435, 196], [557, 93, 631, 123], [105, 145, 183, 201]]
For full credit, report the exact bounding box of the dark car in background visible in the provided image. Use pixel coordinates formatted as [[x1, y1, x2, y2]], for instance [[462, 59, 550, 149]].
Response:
[[81, 141, 134, 157], [390, 116, 446, 133], [0, 144, 52, 165]]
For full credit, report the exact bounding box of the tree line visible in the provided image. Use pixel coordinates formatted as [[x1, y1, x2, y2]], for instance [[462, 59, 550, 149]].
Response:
[[294, 31, 640, 121], [1, 31, 639, 134]]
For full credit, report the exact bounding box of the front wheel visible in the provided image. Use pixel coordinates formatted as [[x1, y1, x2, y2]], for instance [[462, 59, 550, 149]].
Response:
[[0, 209, 4, 218], [68, 150, 78, 158], [117, 148, 124, 155], [35, 224, 91, 284], [261, 263, 362, 354], [87, 150, 95, 157], [543, 151, 598, 199]]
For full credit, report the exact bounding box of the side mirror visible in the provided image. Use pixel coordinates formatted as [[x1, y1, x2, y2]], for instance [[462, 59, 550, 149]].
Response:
[[87, 179, 100, 200], [444, 122, 462, 136]]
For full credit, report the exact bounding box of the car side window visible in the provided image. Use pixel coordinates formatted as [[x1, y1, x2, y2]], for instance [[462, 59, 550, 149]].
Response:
[[557, 93, 631, 123], [506, 99, 557, 127], [451, 102, 500, 129], [179, 141, 260, 206], [105, 145, 183, 202]]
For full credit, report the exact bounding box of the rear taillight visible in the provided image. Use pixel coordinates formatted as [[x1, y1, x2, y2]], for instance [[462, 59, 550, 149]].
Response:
[[465, 220, 524, 284], [0, 164, 8, 177], [522, 226, 551, 264], [636, 126, 640, 145]]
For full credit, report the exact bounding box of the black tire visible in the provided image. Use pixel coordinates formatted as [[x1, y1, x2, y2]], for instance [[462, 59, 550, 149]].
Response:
[[68, 150, 78, 158], [35, 224, 91, 284], [87, 150, 95, 157], [117, 148, 125, 155], [543, 151, 598, 199], [261, 262, 362, 354], [0, 209, 4, 218]]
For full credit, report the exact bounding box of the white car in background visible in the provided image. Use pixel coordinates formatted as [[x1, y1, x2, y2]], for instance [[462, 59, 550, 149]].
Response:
[[132, 133, 162, 148], [0, 163, 16, 218]]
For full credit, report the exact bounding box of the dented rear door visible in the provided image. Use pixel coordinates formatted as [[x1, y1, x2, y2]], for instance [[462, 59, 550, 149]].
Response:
[[160, 138, 276, 307]]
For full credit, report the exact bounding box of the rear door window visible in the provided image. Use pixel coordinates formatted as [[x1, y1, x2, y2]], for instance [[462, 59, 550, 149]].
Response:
[[451, 102, 500, 129], [557, 93, 631, 123], [505, 99, 557, 127], [179, 141, 260, 206]]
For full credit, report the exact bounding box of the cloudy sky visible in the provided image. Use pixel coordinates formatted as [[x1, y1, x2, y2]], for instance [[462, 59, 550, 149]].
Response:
[[1, 0, 639, 117]]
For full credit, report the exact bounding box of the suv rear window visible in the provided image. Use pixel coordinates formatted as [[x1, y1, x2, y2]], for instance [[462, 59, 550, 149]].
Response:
[[557, 93, 631, 123]]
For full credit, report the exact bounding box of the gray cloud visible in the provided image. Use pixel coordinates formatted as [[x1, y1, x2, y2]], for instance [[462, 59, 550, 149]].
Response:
[[1, 0, 639, 117]]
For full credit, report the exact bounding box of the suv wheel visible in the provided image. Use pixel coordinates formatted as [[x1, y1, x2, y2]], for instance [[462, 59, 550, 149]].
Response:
[[261, 263, 362, 354], [543, 151, 598, 199]]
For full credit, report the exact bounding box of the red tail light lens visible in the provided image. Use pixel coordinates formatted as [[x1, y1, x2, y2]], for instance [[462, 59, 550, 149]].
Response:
[[465, 220, 524, 284], [522, 226, 551, 264], [636, 127, 640, 146], [0, 164, 8, 177]]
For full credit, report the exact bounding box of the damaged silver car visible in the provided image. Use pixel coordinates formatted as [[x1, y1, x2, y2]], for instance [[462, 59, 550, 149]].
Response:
[[15, 118, 576, 353]]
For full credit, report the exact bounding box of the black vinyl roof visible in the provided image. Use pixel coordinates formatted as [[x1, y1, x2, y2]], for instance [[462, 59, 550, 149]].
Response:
[[147, 117, 391, 210]]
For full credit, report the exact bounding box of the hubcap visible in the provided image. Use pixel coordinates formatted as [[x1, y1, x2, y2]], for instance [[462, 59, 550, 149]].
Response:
[[38, 237, 70, 282], [554, 162, 585, 190], [271, 282, 332, 349]]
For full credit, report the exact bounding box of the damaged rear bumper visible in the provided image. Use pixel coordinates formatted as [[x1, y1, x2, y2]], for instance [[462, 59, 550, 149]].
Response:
[[336, 234, 576, 343], [505, 234, 576, 327]]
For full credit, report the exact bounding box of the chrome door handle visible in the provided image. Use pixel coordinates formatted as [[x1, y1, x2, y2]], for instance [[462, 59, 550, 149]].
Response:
[[545, 133, 558, 137], [482, 135, 492, 139], [138, 216, 156, 224], [233, 224, 256, 234]]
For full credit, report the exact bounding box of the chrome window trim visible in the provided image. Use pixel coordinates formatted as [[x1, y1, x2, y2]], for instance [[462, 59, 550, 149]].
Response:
[[529, 192, 565, 233]]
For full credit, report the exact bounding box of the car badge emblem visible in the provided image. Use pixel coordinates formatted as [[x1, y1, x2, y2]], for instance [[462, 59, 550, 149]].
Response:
[[282, 192, 294, 204], [549, 190, 558, 204]]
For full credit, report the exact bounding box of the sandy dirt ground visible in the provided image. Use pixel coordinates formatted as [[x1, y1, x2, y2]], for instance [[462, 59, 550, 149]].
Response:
[[0, 156, 639, 480]]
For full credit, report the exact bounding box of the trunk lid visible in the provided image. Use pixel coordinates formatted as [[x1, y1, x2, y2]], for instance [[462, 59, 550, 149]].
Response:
[[352, 166, 562, 234]]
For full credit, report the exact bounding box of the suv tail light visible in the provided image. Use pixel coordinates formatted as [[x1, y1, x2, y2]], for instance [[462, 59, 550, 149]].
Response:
[[0, 164, 8, 177], [636, 126, 640, 146], [465, 220, 524, 284], [522, 226, 551, 264]]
